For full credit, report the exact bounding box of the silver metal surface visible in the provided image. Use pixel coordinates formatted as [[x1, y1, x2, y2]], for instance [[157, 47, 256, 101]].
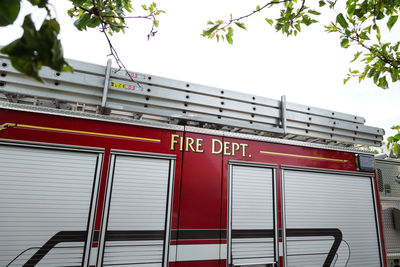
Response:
[[101, 59, 112, 109], [99, 153, 174, 267], [227, 164, 233, 266], [281, 95, 287, 134], [97, 154, 116, 267], [83, 154, 103, 267], [0, 55, 384, 147], [163, 159, 175, 267], [283, 169, 382, 266], [0, 144, 100, 267], [273, 168, 279, 263], [281, 169, 288, 267], [229, 164, 276, 266]]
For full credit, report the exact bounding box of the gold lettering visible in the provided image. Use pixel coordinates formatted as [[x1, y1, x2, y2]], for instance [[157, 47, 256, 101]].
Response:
[[212, 139, 223, 154], [223, 142, 231, 156], [240, 143, 248, 157], [186, 137, 195, 152], [180, 136, 184, 151], [170, 134, 180, 151], [196, 138, 204, 153], [232, 143, 240, 156]]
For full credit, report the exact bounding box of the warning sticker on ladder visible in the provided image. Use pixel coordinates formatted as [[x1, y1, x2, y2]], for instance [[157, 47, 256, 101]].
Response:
[[110, 82, 143, 92]]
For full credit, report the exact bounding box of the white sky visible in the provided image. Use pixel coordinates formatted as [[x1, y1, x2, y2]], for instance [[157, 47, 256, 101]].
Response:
[[1, 0, 400, 143]]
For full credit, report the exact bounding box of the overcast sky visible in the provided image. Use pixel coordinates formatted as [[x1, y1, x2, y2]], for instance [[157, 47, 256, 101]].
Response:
[[1, 0, 400, 143]]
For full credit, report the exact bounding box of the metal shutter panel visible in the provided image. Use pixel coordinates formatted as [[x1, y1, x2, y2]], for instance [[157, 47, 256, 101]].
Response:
[[0, 145, 99, 267], [283, 170, 382, 267], [231, 165, 274, 265], [103, 155, 171, 266]]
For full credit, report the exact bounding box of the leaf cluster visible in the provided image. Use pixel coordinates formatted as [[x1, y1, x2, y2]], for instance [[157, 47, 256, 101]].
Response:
[[0, 0, 71, 81], [326, 0, 400, 89], [387, 125, 400, 157], [202, 0, 400, 90]]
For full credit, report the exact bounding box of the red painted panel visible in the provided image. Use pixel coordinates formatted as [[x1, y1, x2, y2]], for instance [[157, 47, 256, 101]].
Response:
[[176, 260, 220, 267], [0, 108, 184, 231], [223, 137, 356, 171], [177, 132, 223, 229]]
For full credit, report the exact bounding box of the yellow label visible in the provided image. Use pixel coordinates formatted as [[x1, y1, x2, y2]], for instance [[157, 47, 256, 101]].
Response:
[[110, 82, 126, 89]]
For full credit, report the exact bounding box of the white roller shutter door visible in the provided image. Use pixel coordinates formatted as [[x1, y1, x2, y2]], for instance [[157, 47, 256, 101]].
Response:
[[102, 155, 172, 267], [283, 170, 382, 267], [230, 165, 275, 266], [0, 144, 100, 267]]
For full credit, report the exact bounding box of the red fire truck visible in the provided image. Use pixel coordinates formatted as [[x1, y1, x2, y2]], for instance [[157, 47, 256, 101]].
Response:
[[0, 55, 387, 267]]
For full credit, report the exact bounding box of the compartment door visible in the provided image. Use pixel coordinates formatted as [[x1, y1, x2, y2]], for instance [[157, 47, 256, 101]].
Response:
[[228, 164, 277, 266], [99, 153, 175, 267], [282, 169, 383, 267], [0, 144, 101, 267]]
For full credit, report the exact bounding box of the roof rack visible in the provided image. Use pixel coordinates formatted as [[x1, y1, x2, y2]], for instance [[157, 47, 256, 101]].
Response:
[[0, 55, 384, 147]]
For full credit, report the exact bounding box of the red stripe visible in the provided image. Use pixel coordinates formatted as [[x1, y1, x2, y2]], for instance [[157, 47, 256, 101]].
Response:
[[94, 150, 111, 230]]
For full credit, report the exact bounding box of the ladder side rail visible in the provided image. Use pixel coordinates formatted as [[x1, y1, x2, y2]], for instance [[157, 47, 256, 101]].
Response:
[[110, 70, 282, 108], [111, 68, 367, 124], [0, 54, 107, 77], [109, 77, 282, 118], [286, 127, 380, 147], [108, 89, 281, 126], [286, 102, 366, 124], [1, 72, 103, 100], [286, 121, 382, 144], [285, 111, 384, 135], [3, 61, 106, 90], [104, 99, 286, 134]]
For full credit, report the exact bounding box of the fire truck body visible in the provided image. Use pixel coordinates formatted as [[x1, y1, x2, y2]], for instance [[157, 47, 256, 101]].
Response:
[[0, 55, 387, 266], [0, 105, 385, 267], [376, 159, 400, 267]]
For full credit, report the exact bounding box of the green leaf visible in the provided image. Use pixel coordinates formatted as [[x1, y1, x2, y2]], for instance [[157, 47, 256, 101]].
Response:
[[359, 31, 370, 40], [344, 76, 351, 84], [73, 13, 91, 31], [226, 27, 233, 44], [202, 24, 220, 37], [378, 77, 388, 89], [308, 10, 321, 15], [340, 38, 349, 48], [71, 0, 86, 6], [256, 5, 261, 11], [295, 23, 301, 32], [27, 0, 48, 8], [350, 52, 362, 62], [87, 16, 101, 28], [319, 1, 326, 7], [376, 11, 385, 20], [0, 0, 20, 26], [235, 22, 247, 30], [347, 3, 356, 17], [393, 143, 399, 157], [387, 15, 398, 31], [336, 13, 349, 28], [265, 18, 273, 25]]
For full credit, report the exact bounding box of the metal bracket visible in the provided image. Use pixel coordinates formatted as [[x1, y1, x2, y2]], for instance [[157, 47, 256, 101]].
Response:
[[280, 95, 287, 134], [100, 59, 112, 113]]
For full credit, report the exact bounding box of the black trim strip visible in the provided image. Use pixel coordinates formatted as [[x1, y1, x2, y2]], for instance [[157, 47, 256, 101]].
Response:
[[231, 228, 342, 267], [23, 228, 341, 266], [106, 230, 165, 241], [171, 229, 226, 240], [286, 228, 342, 267], [23, 231, 87, 267]]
